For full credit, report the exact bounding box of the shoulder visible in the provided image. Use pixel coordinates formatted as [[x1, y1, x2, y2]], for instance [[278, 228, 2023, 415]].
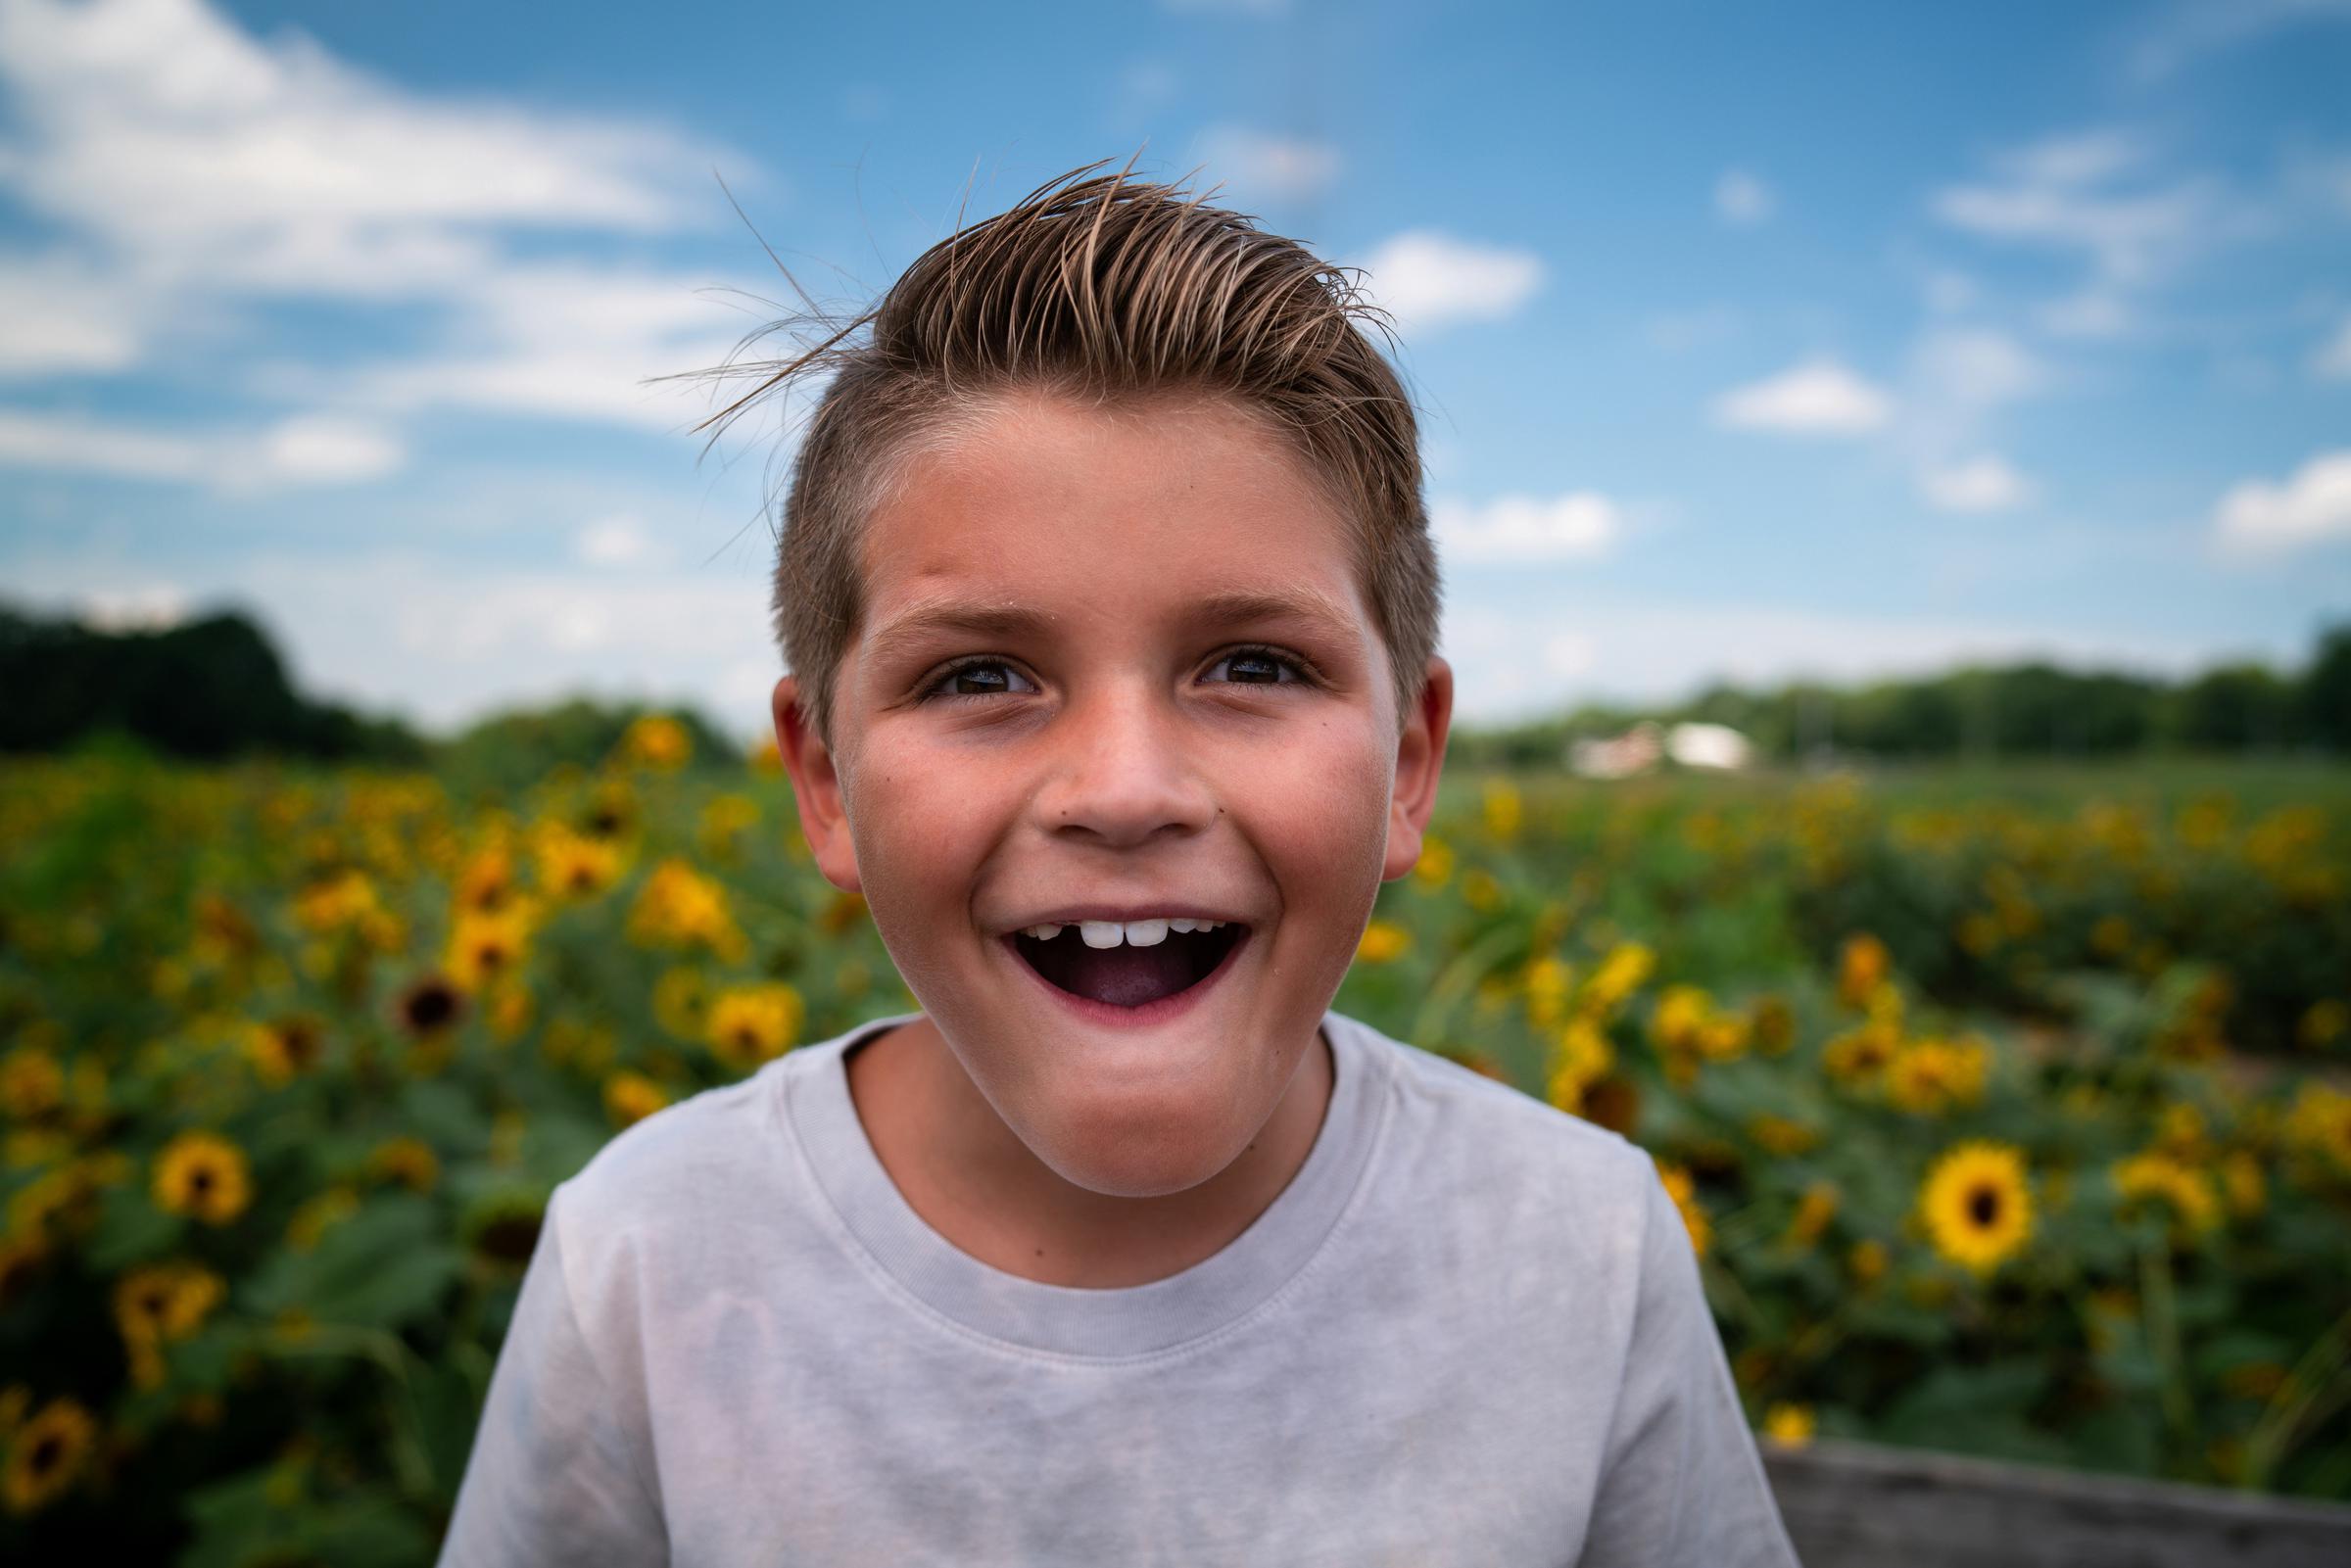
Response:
[[1341, 1011, 1653, 1179], [548, 1043, 825, 1274], [1333, 1010, 1660, 1239]]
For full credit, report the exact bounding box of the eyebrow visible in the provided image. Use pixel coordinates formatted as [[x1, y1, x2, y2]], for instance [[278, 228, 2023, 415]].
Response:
[[861, 587, 1362, 670]]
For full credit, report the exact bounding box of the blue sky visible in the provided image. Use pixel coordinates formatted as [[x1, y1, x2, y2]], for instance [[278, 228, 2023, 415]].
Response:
[[2, 0, 2347, 737]]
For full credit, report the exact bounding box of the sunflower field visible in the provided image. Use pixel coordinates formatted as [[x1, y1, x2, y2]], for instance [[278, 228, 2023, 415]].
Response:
[[2, 722, 2348, 1562]]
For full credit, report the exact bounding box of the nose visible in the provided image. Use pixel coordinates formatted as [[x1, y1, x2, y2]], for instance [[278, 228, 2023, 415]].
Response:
[[1031, 680, 1217, 849]]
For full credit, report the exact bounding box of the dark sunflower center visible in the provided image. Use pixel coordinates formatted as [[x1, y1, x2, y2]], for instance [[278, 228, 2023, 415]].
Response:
[[1968, 1186, 2000, 1226], [1015, 925, 1243, 1008]]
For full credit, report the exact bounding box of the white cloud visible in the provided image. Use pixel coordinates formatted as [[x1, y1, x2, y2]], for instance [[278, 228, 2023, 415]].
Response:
[[3, 544, 783, 737], [1930, 127, 2214, 286], [2129, 0, 2351, 83], [1921, 454, 2036, 513], [341, 263, 756, 430], [1353, 230, 1543, 335], [0, 0, 742, 302], [1431, 492, 1622, 565], [576, 514, 674, 568], [1713, 358, 1892, 436], [2312, 316, 2351, 379], [2039, 288, 2134, 339], [1194, 126, 1341, 204], [2212, 451, 2351, 555], [0, 0, 764, 435], [1902, 328, 2044, 430], [77, 583, 189, 632], [1645, 305, 1741, 353], [252, 415, 404, 486], [1923, 270, 1978, 315], [1438, 595, 2203, 724], [0, 254, 153, 376], [0, 408, 211, 482], [1713, 168, 1774, 225], [0, 406, 404, 488]]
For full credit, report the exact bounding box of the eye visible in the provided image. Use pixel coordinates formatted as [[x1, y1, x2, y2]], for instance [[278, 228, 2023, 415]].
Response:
[[1204, 645, 1308, 687], [922, 658, 1038, 700]]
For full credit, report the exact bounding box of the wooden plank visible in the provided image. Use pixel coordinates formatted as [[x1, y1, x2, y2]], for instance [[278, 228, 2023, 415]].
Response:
[[1759, 1438, 2351, 1568]]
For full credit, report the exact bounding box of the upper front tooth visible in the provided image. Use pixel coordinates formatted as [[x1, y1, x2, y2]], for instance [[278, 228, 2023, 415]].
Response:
[[1078, 921, 1124, 949], [1123, 919, 1170, 946], [1025, 924, 1065, 940], [1166, 918, 1199, 933]]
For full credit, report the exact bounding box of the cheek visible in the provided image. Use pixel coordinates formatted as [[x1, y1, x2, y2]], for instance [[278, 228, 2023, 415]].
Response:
[[1248, 722, 1393, 911], [840, 741, 1000, 927]]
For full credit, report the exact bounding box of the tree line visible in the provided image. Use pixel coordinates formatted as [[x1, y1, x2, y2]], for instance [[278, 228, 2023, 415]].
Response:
[[0, 603, 735, 780], [1453, 621, 2351, 770], [7, 598, 2344, 774]]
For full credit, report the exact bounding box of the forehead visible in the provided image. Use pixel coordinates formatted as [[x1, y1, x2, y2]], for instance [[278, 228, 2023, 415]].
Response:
[[855, 388, 1369, 622]]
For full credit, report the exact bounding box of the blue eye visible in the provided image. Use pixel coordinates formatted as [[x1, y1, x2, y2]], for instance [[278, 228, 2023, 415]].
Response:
[[924, 659, 1038, 700], [1206, 646, 1307, 686]]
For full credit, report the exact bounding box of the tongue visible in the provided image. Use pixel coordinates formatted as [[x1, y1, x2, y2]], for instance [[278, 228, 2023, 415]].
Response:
[[1061, 942, 1195, 1008]]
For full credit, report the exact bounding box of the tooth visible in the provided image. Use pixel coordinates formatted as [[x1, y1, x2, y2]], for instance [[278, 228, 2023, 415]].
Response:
[[1166, 918, 1199, 933], [1079, 921, 1124, 949], [1026, 924, 1064, 940], [1123, 919, 1170, 946], [1204, 920, 1226, 930]]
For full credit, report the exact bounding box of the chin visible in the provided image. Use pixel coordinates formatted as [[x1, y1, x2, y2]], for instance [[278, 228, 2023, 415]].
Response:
[[1022, 1095, 1253, 1199]]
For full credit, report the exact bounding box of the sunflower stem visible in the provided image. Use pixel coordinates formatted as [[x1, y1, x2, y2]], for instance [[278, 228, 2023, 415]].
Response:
[[1408, 921, 1528, 1055], [2241, 1301, 2351, 1492], [2135, 1231, 2192, 1462], [254, 1322, 437, 1502]]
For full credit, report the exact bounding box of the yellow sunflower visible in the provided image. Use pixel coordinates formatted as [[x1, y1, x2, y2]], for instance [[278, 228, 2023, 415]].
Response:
[[244, 1015, 327, 1087], [2, 1396, 95, 1515], [446, 905, 534, 993], [1836, 932, 1890, 1010], [1762, 1402, 1816, 1447], [113, 1261, 225, 1388], [1918, 1140, 2034, 1276], [367, 1137, 440, 1193], [705, 983, 805, 1070], [152, 1131, 253, 1225], [1354, 921, 1412, 965], [0, 1048, 65, 1120], [2111, 1151, 2221, 1240], [603, 1071, 671, 1127], [1655, 1160, 1712, 1259], [534, 823, 623, 899]]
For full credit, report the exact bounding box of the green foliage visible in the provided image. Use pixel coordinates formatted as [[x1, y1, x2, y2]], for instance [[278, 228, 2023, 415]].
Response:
[[0, 748, 2346, 1564], [0, 602, 426, 765], [1449, 619, 2351, 769]]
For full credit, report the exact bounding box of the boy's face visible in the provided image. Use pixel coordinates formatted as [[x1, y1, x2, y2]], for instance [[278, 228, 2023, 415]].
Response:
[[774, 387, 1450, 1198]]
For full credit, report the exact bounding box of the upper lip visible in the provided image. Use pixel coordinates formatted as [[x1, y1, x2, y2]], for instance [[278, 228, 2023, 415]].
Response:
[[997, 903, 1253, 933]]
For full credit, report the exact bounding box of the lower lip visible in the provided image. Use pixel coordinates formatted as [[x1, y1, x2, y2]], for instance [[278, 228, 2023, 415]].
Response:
[[998, 927, 1254, 1028]]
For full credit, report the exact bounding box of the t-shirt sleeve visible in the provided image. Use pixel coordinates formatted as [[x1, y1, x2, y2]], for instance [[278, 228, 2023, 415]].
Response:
[[1576, 1163, 1804, 1568], [436, 1181, 669, 1568]]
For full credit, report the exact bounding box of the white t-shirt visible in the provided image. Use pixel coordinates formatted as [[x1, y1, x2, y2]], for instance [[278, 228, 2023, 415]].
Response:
[[438, 1008, 1803, 1567]]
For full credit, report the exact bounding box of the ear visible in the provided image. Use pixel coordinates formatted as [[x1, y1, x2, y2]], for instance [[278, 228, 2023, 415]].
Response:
[[772, 675, 863, 894], [1381, 655, 1454, 881]]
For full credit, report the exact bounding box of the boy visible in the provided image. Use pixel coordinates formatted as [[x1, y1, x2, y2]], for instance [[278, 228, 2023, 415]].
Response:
[[439, 158, 1803, 1567]]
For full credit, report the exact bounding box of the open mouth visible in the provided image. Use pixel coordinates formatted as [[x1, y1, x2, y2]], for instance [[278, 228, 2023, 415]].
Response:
[[1009, 922, 1248, 1010]]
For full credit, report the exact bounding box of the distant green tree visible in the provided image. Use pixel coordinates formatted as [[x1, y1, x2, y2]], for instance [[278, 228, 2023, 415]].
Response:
[[2298, 623, 2351, 752], [434, 697, 745, 799], [2166, 662, 2297, 752], [0, 602, 425, 763]]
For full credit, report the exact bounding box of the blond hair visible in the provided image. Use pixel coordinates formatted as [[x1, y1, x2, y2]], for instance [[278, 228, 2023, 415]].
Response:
[[689, 155, 1439, 744]]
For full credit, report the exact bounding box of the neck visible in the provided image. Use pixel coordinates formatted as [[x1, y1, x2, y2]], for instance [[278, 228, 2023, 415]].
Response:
[[844, 1014, 1334, 1289]]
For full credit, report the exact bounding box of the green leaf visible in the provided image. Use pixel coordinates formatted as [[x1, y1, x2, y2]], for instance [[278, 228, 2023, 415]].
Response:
[[242, 1193, 459, 1331], [85, 1182, 182, 1270]]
